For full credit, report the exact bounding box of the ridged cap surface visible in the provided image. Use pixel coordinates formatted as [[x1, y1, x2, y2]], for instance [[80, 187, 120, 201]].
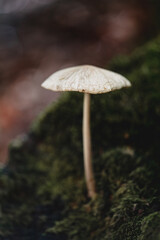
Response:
[[41, 65, 131, 94]]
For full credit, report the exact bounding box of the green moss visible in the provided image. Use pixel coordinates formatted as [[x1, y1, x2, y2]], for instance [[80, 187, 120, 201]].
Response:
[[140, 212, 160, 240], [1, 36, 160, 239]]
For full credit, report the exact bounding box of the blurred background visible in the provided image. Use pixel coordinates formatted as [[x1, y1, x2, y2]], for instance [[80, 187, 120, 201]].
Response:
[[0, 0, 159, 164]]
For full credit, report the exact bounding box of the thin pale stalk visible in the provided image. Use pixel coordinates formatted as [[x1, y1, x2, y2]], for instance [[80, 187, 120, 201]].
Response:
[[83, 93, 96, 198]]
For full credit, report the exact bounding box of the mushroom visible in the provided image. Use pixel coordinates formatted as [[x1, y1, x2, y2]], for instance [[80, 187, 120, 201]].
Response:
[[41, 65, 131, 199]]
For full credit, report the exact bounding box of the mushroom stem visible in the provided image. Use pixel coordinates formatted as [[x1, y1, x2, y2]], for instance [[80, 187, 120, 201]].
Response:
[[83, 93, 96, 198]]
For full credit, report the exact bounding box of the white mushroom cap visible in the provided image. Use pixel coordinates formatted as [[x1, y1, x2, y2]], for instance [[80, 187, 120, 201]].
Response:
[[41, 65, 131, 94]]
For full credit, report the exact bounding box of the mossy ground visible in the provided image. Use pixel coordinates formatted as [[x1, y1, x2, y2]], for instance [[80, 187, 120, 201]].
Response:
[[1, 36, 160, 239]]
